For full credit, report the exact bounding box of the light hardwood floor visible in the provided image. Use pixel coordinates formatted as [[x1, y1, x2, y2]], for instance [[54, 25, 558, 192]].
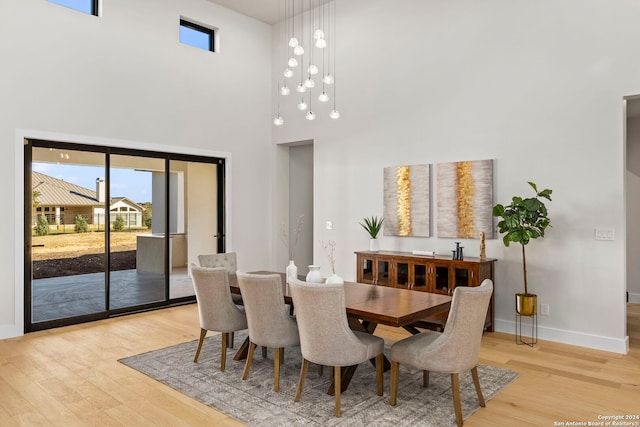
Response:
[[1, 303, 638, 426]]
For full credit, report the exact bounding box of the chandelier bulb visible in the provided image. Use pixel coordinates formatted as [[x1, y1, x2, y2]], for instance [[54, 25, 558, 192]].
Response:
[[330, 109, 341, 119], [305, 111, 316, 120], [293, 45, 305, 56], [280, 85, 290, 96], [313, 29, 325, 40], [296, 83, 307, 93], [308, 64, 318, 75], [287, 57, 298, 68], [283, 68, 294, 78], [288, 37, 299, 47], [273, 115, 284, 125], [304, 77, 315, 88], [318, 91, 329, 102], [315, 38, 327, 49], [322, 74, 334, 85], [297, 99, 308, 110]]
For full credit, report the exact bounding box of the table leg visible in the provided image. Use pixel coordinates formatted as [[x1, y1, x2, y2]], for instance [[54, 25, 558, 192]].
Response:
[[326, 318, 391, 395], [402, 325, 422, 335], [233, 336, 250, 361], [327, 366, 356, 396]]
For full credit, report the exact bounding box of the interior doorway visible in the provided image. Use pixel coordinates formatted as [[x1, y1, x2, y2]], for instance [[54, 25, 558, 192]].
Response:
[[625, 95, 640, 349], [289, 143, 314, 276]]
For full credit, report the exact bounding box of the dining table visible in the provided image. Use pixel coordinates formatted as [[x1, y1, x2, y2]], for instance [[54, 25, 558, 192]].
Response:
[[228, 271, 452, 394]]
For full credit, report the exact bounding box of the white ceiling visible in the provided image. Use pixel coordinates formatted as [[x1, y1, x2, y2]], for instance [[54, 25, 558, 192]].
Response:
[[206, 0, 331, 25]]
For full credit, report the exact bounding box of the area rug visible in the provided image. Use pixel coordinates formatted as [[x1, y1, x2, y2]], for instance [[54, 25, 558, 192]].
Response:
[[119, 332, 519, 426]]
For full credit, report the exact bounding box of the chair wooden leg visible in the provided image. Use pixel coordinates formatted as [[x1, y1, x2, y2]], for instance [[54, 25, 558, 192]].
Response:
[[220, 333, 228, 372], [242, 342, 256, 380], [262, 346, 268, 358], [376, 353, 384, 396], [294, 358, 309, 402], [229, 332, 234, 349], [423, 370, 430, 387], [194, 328, 207, 362], [451, 373, 463, 426], [274, 348, 281, 392], [390, 361, 399, 406], [471, 366, 486, 407], [334, 365, 341, 417], [318, 365, 324, 376]]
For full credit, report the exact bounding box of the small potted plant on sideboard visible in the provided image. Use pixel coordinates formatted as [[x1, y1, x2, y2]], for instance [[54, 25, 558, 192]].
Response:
[[359, 216, 384, 252], [492, 182, 552, 316]]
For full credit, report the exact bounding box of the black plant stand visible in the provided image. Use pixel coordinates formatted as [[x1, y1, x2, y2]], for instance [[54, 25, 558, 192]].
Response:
[[515, 311, 537, 347]]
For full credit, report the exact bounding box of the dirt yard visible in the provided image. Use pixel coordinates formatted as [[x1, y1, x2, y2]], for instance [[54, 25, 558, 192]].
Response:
[[31, 230, 150, 279], [32, 230, 148, 260]]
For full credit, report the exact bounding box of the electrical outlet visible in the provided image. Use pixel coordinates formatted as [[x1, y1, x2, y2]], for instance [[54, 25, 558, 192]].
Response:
[[325, 221, 333, 230], [540, 303, 550, 316]]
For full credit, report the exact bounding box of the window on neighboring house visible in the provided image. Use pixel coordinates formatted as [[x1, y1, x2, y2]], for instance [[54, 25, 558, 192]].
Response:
[[180, 19, 215, 52], [47, 0, 98, 16]]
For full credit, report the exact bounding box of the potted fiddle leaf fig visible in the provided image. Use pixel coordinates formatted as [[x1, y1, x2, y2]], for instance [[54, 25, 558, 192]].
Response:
[[492, 182, 552, 316], [359, 216, 384, 252]]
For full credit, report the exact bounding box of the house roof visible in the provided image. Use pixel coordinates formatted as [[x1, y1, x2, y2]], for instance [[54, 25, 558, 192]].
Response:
[[32, 171, 144, 210], [32, 171, 98, 206]]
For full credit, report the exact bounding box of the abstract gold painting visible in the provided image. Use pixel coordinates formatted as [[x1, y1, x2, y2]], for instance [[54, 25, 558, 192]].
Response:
[[436, 159, 493, 239], [383, 164, 430, 237]]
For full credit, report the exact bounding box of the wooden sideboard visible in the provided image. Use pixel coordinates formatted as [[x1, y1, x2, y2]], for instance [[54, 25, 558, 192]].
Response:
[[355, 250, 496, 331]]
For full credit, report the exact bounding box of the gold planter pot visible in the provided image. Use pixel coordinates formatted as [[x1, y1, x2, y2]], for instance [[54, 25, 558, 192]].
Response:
[[516, 293, 537, 316]]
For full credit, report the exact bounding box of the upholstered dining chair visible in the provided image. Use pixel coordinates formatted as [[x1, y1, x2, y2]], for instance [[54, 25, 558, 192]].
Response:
[[198, 252, 243, 305], [389, 279, 494, 426], [289, 278, 385, 417], [236, 272, 300, 392], [190, 263, 247, 372]]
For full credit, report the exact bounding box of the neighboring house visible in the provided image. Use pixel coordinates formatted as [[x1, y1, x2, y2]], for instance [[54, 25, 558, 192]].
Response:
[[32, 171, 144, 228]]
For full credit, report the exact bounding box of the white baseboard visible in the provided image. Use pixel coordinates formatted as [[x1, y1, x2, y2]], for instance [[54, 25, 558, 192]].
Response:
[[494, 319, 629, 354], [0, 324, 23, 340], [628, 292, 640, 303]]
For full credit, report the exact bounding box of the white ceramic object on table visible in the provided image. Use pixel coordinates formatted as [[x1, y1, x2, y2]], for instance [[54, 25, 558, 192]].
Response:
[[305, 265, 323, 283]]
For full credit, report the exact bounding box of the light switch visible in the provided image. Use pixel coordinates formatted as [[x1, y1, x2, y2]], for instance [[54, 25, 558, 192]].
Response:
[[595, 228, 614, 241]]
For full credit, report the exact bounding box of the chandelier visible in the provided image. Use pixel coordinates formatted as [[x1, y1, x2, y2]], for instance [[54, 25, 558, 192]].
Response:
[[274, 0, 339, 126]]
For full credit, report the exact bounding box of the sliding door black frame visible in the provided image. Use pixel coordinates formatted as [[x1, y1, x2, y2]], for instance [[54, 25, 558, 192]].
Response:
[[24, 139, 226, 332]]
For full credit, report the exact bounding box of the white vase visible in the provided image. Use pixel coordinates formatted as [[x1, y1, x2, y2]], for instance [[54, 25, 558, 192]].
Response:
[[325, 273, 344, 285], [305, 265, 323, 283], [286, 260, 297, 283], [369, 238, 379, 252]]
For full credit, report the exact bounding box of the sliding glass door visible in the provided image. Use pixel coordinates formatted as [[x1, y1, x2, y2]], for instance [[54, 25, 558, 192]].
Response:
[[25, 140, 224, 332], [30, 146, 108, 323], [169, 159, 221, 299], [109, 153, 166, 310]]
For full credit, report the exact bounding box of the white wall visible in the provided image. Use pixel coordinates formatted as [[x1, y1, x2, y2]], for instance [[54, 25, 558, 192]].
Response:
[[273, 0, 639, 353], [0, 0, 272, 338]]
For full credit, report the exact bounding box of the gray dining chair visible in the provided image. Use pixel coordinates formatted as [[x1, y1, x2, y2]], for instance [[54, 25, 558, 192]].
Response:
[[389, 279, 493, 426], [198, 252, 243, 305], [236, 272, 300, 392], [190, 263, 248, 371], [289, 278, 384, 417]]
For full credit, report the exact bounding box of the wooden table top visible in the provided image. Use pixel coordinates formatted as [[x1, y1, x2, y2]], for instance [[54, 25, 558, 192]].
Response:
[[231, 272, 452, 328]]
